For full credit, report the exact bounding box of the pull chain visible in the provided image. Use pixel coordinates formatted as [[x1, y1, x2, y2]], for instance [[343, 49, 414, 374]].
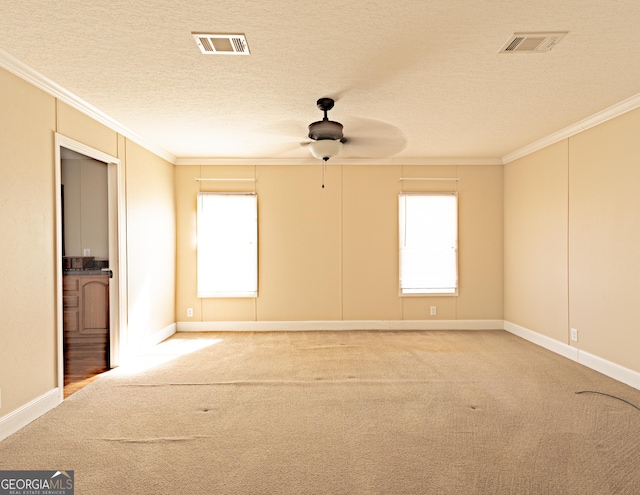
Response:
[[322, 159, 326, 188]]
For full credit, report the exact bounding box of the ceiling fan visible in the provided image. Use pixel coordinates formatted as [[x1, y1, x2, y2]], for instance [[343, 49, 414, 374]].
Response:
[[302, 97, 407, 163], [306, 97, 345, 162], [260, 96, 407, 187]]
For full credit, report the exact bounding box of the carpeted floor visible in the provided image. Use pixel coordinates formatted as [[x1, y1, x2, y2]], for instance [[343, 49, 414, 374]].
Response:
[[1, 330, 639, 494]]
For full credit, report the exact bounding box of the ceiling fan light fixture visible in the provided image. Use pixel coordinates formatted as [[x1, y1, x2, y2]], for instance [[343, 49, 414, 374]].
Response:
[[308, 139, 343, 161]]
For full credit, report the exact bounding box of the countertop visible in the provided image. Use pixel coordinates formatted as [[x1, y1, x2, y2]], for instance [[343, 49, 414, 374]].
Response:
[[63, 270, 109, 276]]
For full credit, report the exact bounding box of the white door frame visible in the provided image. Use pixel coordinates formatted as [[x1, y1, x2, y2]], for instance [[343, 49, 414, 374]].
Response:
[[54, 133, 128, 400]]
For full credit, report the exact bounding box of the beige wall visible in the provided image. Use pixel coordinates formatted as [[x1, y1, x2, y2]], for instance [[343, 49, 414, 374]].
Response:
[[457, 165, 504, 319], [568, 109, 640, 372], [504, 141, 569, 342], [257, 166, 343, 321], [175, 164, 504, 323], [125, 140, 176, 354], [57, 101, 118, 157], [175, 165, 258, 322], [0, 68, 57, 415], [0, 67, 176, 420], [504, 107, 640, 374], [342, 166, 403, 320]]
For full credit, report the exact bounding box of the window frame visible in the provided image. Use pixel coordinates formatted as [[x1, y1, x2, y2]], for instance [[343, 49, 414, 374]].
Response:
[[196, 192, 258, 298], [398, 192, 459, 297]]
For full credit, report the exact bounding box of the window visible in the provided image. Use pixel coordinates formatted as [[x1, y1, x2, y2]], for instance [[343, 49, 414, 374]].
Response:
[[197, 193, 258, 297], [399, 193, 458, 295]]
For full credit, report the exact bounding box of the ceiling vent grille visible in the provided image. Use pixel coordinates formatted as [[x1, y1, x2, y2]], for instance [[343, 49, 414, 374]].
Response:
[[499, 32, 567, 53], [192, 33, 250, 55]]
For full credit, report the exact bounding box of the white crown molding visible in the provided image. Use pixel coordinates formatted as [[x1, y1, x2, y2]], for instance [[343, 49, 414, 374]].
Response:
[[502, 92, 640, 164], [0, 48, 177, 164], [176, 157, 325, 166], [174, 157, 503, 166], [0, 49, 501, 169], [7, 47, 639, 169]]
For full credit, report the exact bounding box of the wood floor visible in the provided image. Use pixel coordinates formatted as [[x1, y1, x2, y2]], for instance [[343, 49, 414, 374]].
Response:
[[64, 372, 104, 398], [63, 352, 109, 398]]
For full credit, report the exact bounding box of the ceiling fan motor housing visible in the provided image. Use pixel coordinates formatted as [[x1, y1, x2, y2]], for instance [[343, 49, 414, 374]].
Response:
[[308, 119, 343, 141]]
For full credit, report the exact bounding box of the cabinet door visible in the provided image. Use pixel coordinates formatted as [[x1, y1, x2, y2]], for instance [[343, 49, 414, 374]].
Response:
[[81, 277, 109, 334]]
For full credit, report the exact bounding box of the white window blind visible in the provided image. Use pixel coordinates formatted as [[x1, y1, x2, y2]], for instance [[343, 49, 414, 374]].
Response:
[[197, 193, 257, 297], [399, 193, 458, 295]]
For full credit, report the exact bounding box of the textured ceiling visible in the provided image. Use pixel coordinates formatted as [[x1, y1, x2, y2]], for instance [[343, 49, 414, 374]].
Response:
[[2, 1, 640, 163]]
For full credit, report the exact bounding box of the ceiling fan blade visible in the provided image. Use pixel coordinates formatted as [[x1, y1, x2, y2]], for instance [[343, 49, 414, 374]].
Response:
[[341, 117, 407, 158], [252, 120, 314, 156]]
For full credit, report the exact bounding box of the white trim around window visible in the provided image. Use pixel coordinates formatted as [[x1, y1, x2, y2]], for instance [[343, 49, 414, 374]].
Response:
[[398, 192, 458, 296], [197, 192, 258, 298]]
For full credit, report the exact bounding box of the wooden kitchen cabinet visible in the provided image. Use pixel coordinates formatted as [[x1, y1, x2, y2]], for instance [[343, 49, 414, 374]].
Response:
[[63, 273, 110, 381]]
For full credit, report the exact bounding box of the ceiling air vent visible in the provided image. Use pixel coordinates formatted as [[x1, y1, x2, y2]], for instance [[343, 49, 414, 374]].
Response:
[[499, 32, 567, 53], [192, 33, 250, 55]]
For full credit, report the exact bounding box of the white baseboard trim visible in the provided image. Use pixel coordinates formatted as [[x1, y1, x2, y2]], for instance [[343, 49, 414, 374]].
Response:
[[176, 319, 504, 332], [152, 323, 177, 345], [119, 323, 177, 366], [578, 350, 640, 390], [0, 324, 178, 442], [504, 320, 640, 391], [503, 321, 578, 361], [0, 388, 60, 442], [137, 322, 178, 348]]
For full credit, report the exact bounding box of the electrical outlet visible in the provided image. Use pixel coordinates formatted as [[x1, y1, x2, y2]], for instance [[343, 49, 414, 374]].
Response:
[[187, 308, 193, 318], [430, 306, 437, 316], [83, 248, 91, 256], [570, 328, 578, 342], [0, 387, 2, 408]]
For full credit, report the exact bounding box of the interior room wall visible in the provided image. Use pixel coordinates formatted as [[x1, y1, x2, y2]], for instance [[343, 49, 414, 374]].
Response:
[[504, 141, 569, 343], [125, 140, 176, 355], [342, 165, 403, 320], [400, 165, 504, 321], [0, 66, 176, 426], [175, 165, 258, 322], [56, 102, 177, 356], [568, 108, 640, 373], [504, 107, 640, 375], [61, 158, 109, 259], [57, 101, 118, 157], [0, 67, 57, 417], [175, 164, 504, 324], [456, 165, 504, 319], [257, 165, 343, 321]]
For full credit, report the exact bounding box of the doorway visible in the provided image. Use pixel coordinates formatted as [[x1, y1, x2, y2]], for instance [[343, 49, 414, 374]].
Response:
[[55, 134, 127, 399]]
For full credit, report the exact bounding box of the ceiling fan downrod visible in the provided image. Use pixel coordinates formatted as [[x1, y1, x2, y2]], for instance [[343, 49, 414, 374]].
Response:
[[316, 97, 335, 119]]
